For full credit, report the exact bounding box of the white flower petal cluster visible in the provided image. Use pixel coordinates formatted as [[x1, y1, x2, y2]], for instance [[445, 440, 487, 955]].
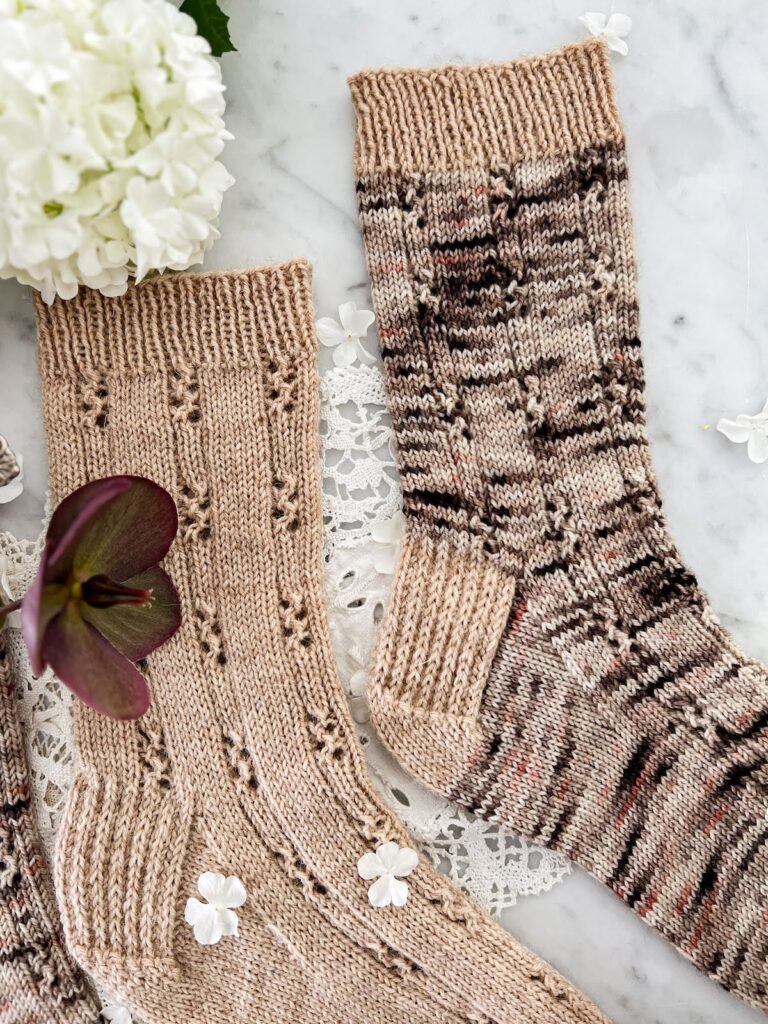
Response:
[[578, 12, 633, 56], [717, 399, 768, 464], [185, 871, 246, 945], [101, 1003, 133, 1024], [0, 0, 234, 303], [357, 841, 418, 907], [317, 302, 377, 367]]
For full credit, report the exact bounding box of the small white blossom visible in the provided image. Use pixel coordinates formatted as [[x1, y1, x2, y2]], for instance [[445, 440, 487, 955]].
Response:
[[184, 872, 246, 945], [0, 453, 23, 505], [317, 302, 376, 368], [717, 399, 768, 464], [368, 511, 405, 575], [0, 0, 234, 303], [578, 12, 632, 55], [101, 1004, 132, 1024], [357, 841, 418, 907]]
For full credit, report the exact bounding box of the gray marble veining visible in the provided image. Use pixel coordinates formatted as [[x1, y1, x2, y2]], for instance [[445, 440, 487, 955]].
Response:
[[1, 2, 766, 1021]]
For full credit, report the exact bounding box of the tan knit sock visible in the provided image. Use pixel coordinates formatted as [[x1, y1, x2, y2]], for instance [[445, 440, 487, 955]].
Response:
[[36, 263, 609, 1024], [351, 40, 767, 1012]]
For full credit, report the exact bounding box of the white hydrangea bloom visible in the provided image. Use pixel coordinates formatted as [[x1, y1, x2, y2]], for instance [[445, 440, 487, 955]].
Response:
[[100, 1003, 132, 1024], [0, 0, 234, 303]]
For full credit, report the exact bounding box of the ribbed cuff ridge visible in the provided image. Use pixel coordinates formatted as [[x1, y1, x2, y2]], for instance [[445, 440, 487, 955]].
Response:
[[35, 260, 315, 380], [349, 38, 623, 176]]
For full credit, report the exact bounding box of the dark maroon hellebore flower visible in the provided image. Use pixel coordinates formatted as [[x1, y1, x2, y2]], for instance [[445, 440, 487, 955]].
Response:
[[0, 476, 181, 720]]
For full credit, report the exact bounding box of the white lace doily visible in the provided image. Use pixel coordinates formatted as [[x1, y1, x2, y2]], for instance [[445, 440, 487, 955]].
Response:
[[320, 364, 570, 914], [1, 523, 75, 863], [1, 363, 569, 920]]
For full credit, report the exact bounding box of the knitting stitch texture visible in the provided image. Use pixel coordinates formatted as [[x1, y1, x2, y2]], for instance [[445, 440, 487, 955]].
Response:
[[36, 262, 609, 1024], [0, 630, 99, 1024], [351, 39, 768, 1012]]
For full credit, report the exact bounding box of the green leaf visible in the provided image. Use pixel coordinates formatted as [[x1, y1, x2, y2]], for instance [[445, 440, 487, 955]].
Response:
[[180, 0, 236, 57]]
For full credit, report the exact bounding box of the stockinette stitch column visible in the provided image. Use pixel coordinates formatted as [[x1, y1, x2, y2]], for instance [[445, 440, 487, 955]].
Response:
[[0, 630, 100, 1023], [36, 262, 609, 1024], [351, 38, 768, 1012]]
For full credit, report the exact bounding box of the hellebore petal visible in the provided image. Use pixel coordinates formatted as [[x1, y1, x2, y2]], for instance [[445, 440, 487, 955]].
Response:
[[81, 566, 181, 661], [22, 564, 69, 676], [42, 604, 150, 720], [45, 476, 132, 580], [48, 476, 178, 583]]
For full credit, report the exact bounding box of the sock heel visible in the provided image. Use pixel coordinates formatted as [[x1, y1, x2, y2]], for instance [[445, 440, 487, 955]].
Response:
[[368, 532, 515, 793], [56, 766, 194, 992]]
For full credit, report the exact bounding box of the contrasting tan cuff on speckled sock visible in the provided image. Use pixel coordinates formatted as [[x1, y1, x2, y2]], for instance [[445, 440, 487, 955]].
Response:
[[349, 37, 623, 176], [349, 38, 625, 826]]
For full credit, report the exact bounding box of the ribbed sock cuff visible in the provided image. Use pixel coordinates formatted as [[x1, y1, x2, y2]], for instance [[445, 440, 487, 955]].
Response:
[[372, 531, 515, 718], [35, 260, 315, 380], [349, 38, 623, 176]]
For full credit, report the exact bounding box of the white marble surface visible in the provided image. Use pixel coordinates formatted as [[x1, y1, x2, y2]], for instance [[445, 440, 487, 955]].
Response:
[[1, 1, 767, 1021]]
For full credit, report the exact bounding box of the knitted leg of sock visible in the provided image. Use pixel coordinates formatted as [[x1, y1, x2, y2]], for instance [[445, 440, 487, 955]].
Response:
[[0, 632, 100, 1024], [351, 40, 767, 1012], [349, 38, 622, 793], [37, 264, 608, 1024]]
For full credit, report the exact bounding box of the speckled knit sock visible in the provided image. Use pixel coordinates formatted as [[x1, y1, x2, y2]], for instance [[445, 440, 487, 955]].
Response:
[[0, 632, 99, 1024], [351, 39, 768, 1013], [36, 263, 609, 1024]]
